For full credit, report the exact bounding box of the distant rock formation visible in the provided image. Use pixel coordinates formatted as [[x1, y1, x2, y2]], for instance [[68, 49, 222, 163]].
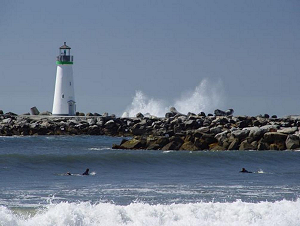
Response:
[[214, 109, 234, 116]]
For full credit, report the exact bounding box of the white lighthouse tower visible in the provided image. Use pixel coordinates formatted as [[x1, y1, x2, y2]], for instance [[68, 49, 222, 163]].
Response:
[[52, 42, 76, 116]]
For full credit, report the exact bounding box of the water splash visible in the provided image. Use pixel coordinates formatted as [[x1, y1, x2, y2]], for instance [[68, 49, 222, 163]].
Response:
[[174, 79, 224, 115], [122, 91, 168, 118], [123, 78, 225, 117]]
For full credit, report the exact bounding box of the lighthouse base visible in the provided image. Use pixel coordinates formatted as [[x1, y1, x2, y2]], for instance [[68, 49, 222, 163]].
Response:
[[52, 65, 76, 116]]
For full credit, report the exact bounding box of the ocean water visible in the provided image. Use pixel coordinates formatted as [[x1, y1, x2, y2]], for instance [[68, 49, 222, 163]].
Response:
[[1, 136, 300, 226]]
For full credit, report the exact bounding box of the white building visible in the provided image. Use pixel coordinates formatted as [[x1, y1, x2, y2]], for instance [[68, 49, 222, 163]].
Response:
[[52, 42, 76, 116]]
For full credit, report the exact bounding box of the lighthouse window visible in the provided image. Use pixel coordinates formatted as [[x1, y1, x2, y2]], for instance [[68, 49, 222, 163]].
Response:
[[62, 94, 64, 98]]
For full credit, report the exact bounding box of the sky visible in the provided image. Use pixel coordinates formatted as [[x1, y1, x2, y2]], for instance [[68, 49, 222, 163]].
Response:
[[0, 0, 299, 117]]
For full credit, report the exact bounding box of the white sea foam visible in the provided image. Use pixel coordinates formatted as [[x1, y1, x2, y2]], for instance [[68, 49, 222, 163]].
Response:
[[258, 169, 264, 174], [1, 199, 300, 226], [88, 147, 110, 151], [123, 78, 225, 117]]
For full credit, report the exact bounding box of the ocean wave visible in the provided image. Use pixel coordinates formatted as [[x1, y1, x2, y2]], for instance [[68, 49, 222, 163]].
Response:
[[1, 200, 300, 226]]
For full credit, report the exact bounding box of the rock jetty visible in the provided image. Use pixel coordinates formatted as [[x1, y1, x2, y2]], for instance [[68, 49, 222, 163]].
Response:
[[1, 109, 300, 151]]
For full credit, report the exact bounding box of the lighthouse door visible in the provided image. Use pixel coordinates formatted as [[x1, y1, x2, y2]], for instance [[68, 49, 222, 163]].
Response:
[[68, 101, 76, 116]]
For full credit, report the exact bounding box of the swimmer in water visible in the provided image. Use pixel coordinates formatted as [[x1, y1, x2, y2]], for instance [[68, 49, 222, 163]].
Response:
[[240, 168, 252, 173], [66, 172, 71, 176], [82, 168, 89, 175]]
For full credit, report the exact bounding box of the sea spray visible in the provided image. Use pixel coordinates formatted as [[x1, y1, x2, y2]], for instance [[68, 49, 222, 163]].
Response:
[[174, 79, 224, 116], [122, 91, 168, 118], [1, 200, 300, 226], [122, 78, 225, 117]]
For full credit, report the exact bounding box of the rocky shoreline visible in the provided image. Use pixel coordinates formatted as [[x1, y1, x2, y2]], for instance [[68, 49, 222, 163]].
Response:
[[1, 110, 300, 151]]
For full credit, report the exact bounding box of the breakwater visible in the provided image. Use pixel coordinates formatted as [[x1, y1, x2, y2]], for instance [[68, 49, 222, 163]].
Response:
[[1, 111, 300, 151]]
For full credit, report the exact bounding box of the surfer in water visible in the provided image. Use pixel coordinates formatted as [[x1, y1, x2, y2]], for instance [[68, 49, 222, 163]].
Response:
[[240, 168, 252, 173], [82, 168, 89, 175]]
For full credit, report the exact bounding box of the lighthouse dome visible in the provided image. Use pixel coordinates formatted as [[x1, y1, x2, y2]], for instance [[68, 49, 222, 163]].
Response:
[[60, 42, 71, 49]]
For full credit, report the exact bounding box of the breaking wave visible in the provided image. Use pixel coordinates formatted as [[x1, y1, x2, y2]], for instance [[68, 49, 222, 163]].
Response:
[[122, 78, 225, 117], [1, 199, 300, 226]]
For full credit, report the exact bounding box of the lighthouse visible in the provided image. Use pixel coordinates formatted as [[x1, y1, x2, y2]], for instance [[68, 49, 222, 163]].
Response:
[[52, 42, 76, 116]]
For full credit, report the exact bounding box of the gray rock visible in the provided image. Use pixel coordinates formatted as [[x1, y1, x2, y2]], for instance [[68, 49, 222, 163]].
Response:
[[286, 134, 300, 150], [170, 107, 180, 114], [232, 129, 249, 140], [40, 121, 51, 128], [196, 127, 210, 134], [260, 125, 279, 132], [40, 111, 52, 116], [185, 120, 197, 128], [2, 118, 12, 124], [214, 109, 226, 116], [104, 120, 115, 129], [277, 127, 298, 135], [211, 126, 223, 134], [243, 127, 264, 139], [178, 116, 187, 121], [215, 131, 228, 141], [30, 107, 40, 115], [225, 109, 234, 116], [198, 112, 206, 117], [136, 112, 144, 119], [87, 118, 96, 125]]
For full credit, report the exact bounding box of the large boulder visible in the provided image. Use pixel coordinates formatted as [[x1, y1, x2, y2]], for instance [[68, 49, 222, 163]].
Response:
[[209, 143, 226, 151], [196, 127, 210, 134], [232, 129, 249, 140], [257, 141, 269, 150], [269, 143, 285, 150], [131, 123, 147, 135], [228, 138, 240, 150], [104, 120, 116, 129], [260, 125, 279, 132], [243, 127, 264, 141], [239, 140, 255, 150], [285, 134, 300, 150], [277, 127, 298, 135], [162, 141, 182, 151], [170, 107, 181, 114], [263, 132, 287, 144], [210, 126, 222, 135], [180, 141, 199, 151], [225, 109, 234, 116], [215, 131, 229, 147], [136, 112, 144, 119], [214, 109, 226, 116], [146, 136, 169, 149], [120, 138, 145, 149], [184, 120, 198, 129]]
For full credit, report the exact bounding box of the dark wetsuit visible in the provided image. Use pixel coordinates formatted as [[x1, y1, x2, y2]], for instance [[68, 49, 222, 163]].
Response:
[[82, 168, 89, 175], [240, 168, 252, 173]]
